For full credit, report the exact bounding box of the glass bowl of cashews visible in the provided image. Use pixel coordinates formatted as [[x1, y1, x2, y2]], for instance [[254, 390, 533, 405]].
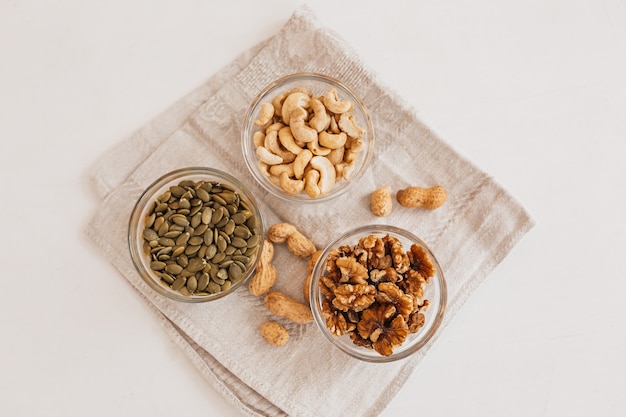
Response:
[[242, 73, 375, 202], [128, 167, 265, 303], [308, 224, 447, 362]]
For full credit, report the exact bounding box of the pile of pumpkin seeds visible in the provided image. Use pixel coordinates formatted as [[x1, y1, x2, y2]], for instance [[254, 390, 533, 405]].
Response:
[[142, 179, 262, 297]]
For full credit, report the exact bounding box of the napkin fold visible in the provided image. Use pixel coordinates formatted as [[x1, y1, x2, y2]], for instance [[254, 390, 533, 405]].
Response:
[[86, 6, 534, 417]]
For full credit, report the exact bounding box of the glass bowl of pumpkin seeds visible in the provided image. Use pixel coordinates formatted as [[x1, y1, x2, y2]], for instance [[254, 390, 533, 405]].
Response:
[[128, 167, 265, 302]]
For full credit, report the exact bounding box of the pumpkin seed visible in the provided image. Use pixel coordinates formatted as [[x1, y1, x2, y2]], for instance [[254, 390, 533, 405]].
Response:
[[205, 244, 217, 260], [229, 263, 244, 281], [231, 237, 248, 248], [150, 261, 166, 270], [187, 257, 205, 272], [231, 212, 247, 225], [207, 282, 221, 294], [165, 264, 183, 275], [171, 276, 186, 291], [171, 214, 189, 227], [211, 205, 224, 224], [197, 273, 209, 291], [143, 228, 159, 241], [158, 237, 175, 247], [196, 188, 210, 202], [176, 232, 190, 246], [186, 276, 198, 293]]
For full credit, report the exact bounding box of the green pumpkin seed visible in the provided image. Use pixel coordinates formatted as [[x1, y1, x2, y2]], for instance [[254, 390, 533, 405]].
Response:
[[150, 261, 166, 270], [177, 254, 189, 267], [207, 282, 221, 294], [146, 213, 156, 228], [190, 212, 202, 228], [246, 234, 260, 248], [212, 252, 226, 264], [153, 216, 165, 231], [160, 273, 175, 284], [188, 236, 203, 246], [170, 185, 186, 197], [155, 202, 168, 213], [211, 206, 224, 224], [171, 276, 186, 290], [165, 264, 183, 275], [197, 273, 209, 291], [171, 215, 189, 227], [223, 219, 236, 235], [143, 228, 159, 241], [216, 235, 227, 253], [158, 237, 175, 247], [186, 276, 198, 293], [196, 188, 210, 202], [171, 246, 185, 257], [184, 244, 201, 255], [231, 237, 248, 248], [231, 212, 247, 225], [246, 215, 259, 231], [233, 225, 251, 239], [193, 223, 208, 236], [205, 244, 217, 260], [187, 257, 205, 272], [201, 207, 213, 225], [229, 263, 244, 281], [176, 232, 190, 246]]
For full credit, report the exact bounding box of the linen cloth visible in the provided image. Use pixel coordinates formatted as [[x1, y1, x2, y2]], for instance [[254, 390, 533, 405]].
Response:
[[86, 6, 534, 417]]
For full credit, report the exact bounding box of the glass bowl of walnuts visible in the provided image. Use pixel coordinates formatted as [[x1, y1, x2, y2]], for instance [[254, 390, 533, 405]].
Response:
[[241, 73, 375, 203], [309, 224, 447, 362], [128, 167, 265, 303]]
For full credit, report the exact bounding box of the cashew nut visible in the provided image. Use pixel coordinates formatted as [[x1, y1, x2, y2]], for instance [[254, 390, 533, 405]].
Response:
[[304, 169, 321, 199], [326, 147, 344, 166], [256, 146, 283, 165], [253, 131, 265, 148], [271, 91, 288, 116], [269, 162, 294, 178], [278, 126, 304, 155], [323, 88, 353, 114], [338, 112, 365, 139], [289, 86, 313, 96], [329, 114, 340, 133], [335, 161, 354, 180], [264, 130, 296, 163], [265, 122, 285, 134], [289, 107, 317, 143], [293, 149, 313, 180], [279, 172, 305, 195], [306, 136, 331, 156], [281, 92, 310, 124], [318, 131, 347, 149], [254, 102, 274, 126], [308, 98, 331, 132], [310, 156, 336, 195]]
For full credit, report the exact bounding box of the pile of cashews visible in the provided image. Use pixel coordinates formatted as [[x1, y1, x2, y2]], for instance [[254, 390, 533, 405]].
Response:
[[252, 86, 366, 198]]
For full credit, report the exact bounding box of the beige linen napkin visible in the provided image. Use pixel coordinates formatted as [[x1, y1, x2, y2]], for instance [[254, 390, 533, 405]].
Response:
[[86, 6, 534, 417]]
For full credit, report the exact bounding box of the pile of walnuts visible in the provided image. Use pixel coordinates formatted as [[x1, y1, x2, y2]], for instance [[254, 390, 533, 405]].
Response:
[[318, 233, 434, 356]]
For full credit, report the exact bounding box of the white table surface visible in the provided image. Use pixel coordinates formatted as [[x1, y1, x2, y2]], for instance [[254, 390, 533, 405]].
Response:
[[2, 1, 625, 416]]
